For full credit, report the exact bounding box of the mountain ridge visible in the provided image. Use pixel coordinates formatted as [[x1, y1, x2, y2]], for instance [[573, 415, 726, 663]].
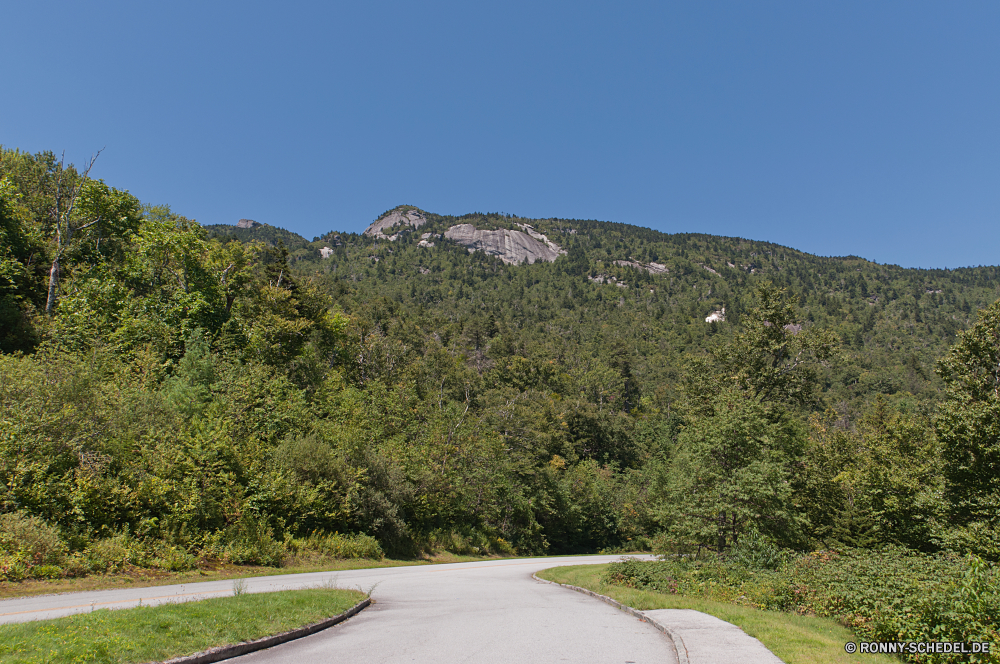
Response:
[[212, 204, 999, 276]]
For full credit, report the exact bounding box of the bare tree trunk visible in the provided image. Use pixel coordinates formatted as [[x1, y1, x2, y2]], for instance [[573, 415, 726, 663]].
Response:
[[45, 257, 59, 314], [718, 511, 727, 553]]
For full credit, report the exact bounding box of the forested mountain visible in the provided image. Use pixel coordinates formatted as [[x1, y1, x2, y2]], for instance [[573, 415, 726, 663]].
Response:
[[295, 207, 1000, 409], [2, 147, 999, 580]]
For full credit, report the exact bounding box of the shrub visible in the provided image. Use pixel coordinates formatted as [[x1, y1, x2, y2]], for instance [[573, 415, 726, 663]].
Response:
[[422, 529, 514, 556], [287, 532, 384, 560], [603, 555, 796, 611], [0, 512, 69, 581], [726, 528, 791, 571], [604, 548, 1000, 663], [219, 517, 285, 567], [84, 532, 151, 573], [0, 512, 67, 566], [151, 544, 197, 572], [792, 548, 1000, 662]]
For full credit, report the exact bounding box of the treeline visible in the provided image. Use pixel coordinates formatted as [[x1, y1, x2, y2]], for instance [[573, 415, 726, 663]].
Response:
[[2, 149, 999, 582]]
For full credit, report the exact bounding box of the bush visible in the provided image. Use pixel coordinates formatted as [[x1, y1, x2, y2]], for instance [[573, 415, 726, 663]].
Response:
[[216, 517, 286, 567], [286, 532, 384, 560], [151, 544, 197, 572], [604, 548, 1000, 663], [84, 532, 151, 573], [0, 512, 67, 566], [0, 512, 68, 581], [422, 529, 514, 556], [793, 548, 1000, 662], [603, 555, 796, 611], [726, 528, 791, 571]]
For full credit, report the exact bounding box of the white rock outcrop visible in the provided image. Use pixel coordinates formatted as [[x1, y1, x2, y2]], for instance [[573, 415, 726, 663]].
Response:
[[363, 208, 427, 240], [589, 274, 628, 288], [614, 260, 668, 274], [319, 246, 335, 258], [417, 232, 439, 248], [443, 224, 564, 264], [705, 308, 726, 323]]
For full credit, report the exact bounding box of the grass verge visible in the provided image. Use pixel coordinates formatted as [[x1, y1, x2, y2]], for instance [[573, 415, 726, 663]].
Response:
[[0, 551, 492, 600], [0, 587, 366, 664], [537, 564, 898, 664]]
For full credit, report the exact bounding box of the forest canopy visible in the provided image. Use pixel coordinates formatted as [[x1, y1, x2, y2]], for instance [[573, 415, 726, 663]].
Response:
[[2, 146, 999, 580]]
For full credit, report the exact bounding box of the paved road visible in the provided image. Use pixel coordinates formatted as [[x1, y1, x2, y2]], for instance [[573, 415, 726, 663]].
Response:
[[0, 556, 677, 663]]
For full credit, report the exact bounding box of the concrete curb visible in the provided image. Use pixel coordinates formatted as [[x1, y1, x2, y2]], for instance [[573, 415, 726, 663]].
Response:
[[533, 573, 690, 664], [152, 597, 372, 664]]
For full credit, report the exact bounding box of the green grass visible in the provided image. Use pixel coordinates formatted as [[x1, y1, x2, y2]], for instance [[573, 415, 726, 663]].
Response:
[[0, 587, 366, 664], [538, 564, 900, 664], [0, 551, 498, 600]]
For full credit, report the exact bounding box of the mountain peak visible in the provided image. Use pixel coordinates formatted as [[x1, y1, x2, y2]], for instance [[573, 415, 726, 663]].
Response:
[[364, 206, 428, 239]]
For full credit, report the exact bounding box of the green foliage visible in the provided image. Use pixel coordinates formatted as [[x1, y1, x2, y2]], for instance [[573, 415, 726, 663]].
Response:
[[0, 176, 46, 351], [605, 550, 1000, 663], [651, 389, 804, 553], [0, 512, 68, 580], [5, 150, 1000, 595], [712, 283, 839, 406], [797, 399, 943, 551], [214, 516, 286, 567], [603, 555, 798, 612], [935, 298, 1000, 559], [727, 527, 793, 571], [286, 532, 384, 560]]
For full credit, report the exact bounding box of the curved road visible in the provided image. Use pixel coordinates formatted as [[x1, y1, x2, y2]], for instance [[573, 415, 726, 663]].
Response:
[[0, 556, 678, 663]]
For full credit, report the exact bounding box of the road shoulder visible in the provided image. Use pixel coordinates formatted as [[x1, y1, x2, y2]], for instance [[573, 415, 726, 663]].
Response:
[[534, 572, 786, 664], [156, 597, 371, 664]]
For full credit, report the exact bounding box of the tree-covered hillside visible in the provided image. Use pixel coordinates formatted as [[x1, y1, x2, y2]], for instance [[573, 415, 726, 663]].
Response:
[[3, 148, 1000, 582], [298, 207, 1000, 412]]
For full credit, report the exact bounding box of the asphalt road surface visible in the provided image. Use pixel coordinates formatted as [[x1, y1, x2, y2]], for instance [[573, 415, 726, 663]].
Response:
[[233, 555, 676, 664], [0, 555, 677, 663]]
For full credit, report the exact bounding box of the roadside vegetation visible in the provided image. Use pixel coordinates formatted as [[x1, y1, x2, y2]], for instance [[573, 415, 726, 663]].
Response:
[[539, 564, 899, 664], [0, 587, 365, 664], [604, 544, 998, 663], [0, 550, 487, 601]]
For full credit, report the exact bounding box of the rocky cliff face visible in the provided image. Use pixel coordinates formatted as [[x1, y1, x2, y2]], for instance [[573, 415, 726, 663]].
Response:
[[443, 223, 564, 265], [363, 208, 427, 240], [236, 218, 260, 229], [362, 207, 565, 265]]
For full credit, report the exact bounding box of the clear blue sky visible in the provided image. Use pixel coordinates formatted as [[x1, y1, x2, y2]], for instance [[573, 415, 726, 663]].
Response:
[[3, 1, 998, 268]]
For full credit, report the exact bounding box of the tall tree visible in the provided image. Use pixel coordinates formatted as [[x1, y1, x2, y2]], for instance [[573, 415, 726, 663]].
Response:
[[712, 283, 839, 406], [935, 297, 1000, 558], [652, 388, 803, 553], [0, 176, 46, 351]]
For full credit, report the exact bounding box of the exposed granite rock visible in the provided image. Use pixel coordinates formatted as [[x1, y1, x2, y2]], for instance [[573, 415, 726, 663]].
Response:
[[319, 247, 335, 258], [443, 223, 564, 265], [590, 274, 628, 288], [236, 219, 259, 229], [363, 208, 427, 240], [417, 232, 439, 248], [614, 260, 668, 274]]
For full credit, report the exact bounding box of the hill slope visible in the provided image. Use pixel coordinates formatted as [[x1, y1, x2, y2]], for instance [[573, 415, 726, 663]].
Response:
[[267, 205, 1000, 408]]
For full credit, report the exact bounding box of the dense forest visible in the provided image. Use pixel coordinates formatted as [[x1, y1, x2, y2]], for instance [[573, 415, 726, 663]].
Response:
[[2, 146, 999, 581]]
